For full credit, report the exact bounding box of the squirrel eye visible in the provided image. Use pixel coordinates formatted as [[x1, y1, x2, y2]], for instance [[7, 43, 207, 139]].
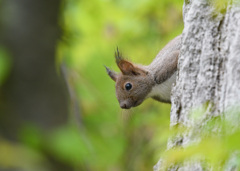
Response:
[[125, 83, 132, 91]]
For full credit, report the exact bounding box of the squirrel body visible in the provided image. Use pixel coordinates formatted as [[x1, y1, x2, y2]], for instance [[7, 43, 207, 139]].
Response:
[[147, 72, 176, 103], [106, 35, 181, 109]]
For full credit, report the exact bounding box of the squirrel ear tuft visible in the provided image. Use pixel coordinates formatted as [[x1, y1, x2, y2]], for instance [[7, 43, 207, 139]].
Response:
[[105, 66, 117, 82], [115, 47, 123, 65], [115, 48, 147, 76]]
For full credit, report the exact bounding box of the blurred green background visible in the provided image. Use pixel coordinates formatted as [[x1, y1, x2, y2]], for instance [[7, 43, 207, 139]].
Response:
[[0, 0, 183, 170]]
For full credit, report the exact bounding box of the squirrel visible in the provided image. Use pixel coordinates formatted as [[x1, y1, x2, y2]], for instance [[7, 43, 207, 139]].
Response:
[[105, 35, 181, 109]]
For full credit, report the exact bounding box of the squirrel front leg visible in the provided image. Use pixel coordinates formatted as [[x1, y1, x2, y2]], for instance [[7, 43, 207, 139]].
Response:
[[154, 51, 179, 84]]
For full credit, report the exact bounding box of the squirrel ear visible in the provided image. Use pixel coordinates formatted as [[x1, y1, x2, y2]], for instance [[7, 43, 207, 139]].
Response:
[[105, 66, 117, 82], [115, 48, 147, 76], [117, 60, 148, 76]]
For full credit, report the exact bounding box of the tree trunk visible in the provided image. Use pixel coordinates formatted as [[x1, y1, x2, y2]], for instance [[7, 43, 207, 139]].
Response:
[[154, 0, 240, 170], [0, 0, 69, 140], [0, 1, 71, 170]]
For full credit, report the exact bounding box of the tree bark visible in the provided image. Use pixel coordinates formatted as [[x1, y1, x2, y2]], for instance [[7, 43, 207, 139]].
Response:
[[154, 0, 240, 170]]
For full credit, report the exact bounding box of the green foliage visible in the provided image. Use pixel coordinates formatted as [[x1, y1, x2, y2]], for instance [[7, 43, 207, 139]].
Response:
[[0, 47, 11, 85], [0, 138, 49, 171], [0, 0, 183, 171], [159, 112, 240, 170], [210, 0, 229, 13], [56, 0, 183, 170]]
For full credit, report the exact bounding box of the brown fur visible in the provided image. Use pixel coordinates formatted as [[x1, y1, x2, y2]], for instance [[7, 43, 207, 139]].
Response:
[[106, 51, 155, 109], [115, 71, 154, 109], [106, 35, 181, 109]]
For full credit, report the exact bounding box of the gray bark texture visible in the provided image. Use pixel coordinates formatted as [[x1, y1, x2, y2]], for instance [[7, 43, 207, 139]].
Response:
[[154, 0, 240, 170]]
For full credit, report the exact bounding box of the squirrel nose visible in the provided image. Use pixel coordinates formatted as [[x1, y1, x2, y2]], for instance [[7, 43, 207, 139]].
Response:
[[120, 102, 129, 109]]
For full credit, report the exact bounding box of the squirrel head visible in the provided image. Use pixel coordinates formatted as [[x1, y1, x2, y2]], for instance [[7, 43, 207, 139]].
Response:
[[105, 49, 154, 109]]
